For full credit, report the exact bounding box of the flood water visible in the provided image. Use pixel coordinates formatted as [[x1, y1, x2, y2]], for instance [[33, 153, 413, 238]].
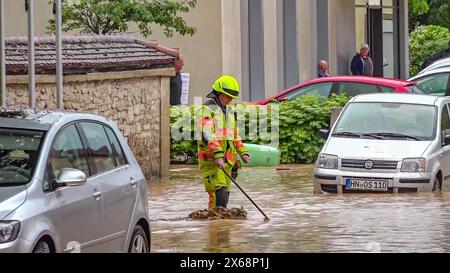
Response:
[[149, 165, 450, 253]]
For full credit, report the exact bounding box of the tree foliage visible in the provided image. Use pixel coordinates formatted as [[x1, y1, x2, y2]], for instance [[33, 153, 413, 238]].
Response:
[[47, 0, 197, 38], [428, 0, 450, 30], [409, 25, 450, 76], [409, 0, 429, 16], [409, 0, 430, 32], [409, 0, 450, 31]]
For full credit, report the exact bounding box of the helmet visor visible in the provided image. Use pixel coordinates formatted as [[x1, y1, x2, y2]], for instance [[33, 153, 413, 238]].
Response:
[[222, 88, 239, 98]]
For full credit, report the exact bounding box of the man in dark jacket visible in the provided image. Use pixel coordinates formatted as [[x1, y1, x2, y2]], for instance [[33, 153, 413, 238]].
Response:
[[318, 60, 329, 78], [421, 41, 450, 70], [170, 55, 184, 105], [351, 43, 373, 76]]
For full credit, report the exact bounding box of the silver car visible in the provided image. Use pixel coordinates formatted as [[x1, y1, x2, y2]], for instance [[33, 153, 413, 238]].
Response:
[[314, 93, 450, 194], [409, 67, 450, 96], [0, 109, 150, 253], [415, 57, 450, 76]]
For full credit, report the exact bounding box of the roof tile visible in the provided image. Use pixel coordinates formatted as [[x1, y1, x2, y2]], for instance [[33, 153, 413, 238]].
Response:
[[5, 35, 176, 75]]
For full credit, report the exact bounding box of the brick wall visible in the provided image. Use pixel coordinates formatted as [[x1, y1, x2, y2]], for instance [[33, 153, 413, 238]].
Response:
[[5, 69, 173, 178]]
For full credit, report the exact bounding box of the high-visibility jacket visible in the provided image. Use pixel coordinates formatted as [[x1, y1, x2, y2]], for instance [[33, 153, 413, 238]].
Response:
[[197, 99, 249, 192]]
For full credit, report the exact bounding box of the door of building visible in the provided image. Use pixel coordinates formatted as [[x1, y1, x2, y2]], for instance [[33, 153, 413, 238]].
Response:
[[367, 7, 384, 77]]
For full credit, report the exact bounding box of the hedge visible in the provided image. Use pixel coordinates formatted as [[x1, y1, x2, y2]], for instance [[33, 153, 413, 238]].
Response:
[[409, 24, 450, 76], [170, 94, 349, 164]]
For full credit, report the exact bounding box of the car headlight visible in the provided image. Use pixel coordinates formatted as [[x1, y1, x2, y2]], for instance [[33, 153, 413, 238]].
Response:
[[317, 154, 338, 169], [401, 158, 426, 173], [0, 221, 21, 244]]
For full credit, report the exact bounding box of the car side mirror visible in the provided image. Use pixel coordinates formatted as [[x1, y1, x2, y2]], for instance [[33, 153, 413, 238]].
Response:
[[319, 129, 330, 139], [444, 135, 450, 146], [56, 168, 87, 187]]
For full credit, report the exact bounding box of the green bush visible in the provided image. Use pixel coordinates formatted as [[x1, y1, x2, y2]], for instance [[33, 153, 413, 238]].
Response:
[[409, 24, 450, 76], [278, 94, 349, 163], [170, 94, 350, 164], [170, 105, 198, 163]]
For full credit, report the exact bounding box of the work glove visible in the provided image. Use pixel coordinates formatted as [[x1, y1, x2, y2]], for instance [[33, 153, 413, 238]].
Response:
[[241, 154, 250, 164], [231, 160, 242, 179], [215, 157, 225, 169]]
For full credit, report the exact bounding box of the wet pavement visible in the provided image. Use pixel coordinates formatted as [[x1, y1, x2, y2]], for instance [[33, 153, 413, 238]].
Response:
[[149, 165, 450, 253]]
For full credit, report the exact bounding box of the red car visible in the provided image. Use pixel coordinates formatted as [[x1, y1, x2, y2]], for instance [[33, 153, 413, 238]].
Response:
[[257, 76, 422, 105]]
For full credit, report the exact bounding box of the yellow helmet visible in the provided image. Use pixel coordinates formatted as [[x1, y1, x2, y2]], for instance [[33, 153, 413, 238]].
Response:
[[211, 75, 240, 99]]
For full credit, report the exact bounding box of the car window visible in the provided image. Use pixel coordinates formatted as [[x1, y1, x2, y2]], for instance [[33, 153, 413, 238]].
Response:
[[283, 82, 333, 100], [415, 73, 450, 96], [48, 125, 90, 182], [406, 85, 426, 94], [441, 104, 450, 138], [334, 102, 437, 140], [79, 122, 116, 174], [378, 85, 395, 93], [338, 82, 380, 97], [104, 126, 128, 166], [0, 128, 44, 186]]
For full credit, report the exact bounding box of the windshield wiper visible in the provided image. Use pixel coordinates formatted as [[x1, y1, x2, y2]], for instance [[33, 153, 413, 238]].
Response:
[[0, 182, 28, 187], [333, 132, 384, 139], [368, 132, 422, 141], [360, 133, 384, 139], [332, 132, 361, 138]]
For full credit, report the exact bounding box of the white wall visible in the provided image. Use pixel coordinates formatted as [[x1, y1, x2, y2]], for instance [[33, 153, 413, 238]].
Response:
[[297, 0, 318, 82], [142, 0, 223, 104], [4, 0, 52, 36], [328, 0, 356, 76], [221, 0, 244, 101], [263, 0, 284, 97]]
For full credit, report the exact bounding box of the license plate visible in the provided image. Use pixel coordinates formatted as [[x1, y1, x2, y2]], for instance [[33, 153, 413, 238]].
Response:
[[345, 179, 388, 192]]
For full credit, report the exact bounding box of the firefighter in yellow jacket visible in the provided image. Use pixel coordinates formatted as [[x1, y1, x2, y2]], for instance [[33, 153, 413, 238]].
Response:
[[197, 75, 250, 209]]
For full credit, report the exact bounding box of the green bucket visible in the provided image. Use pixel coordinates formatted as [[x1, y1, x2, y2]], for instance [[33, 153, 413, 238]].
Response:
[[241, 143, 280, 167]]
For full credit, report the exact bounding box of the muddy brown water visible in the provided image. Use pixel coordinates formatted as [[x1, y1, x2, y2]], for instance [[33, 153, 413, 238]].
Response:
[[149, 165, 450, 253]]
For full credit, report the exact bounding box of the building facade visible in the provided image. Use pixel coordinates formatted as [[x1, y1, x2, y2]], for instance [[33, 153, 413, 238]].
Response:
[[218, 0, 409, 101], [152, 0, 410, 102], [1, 0, 409, 103]]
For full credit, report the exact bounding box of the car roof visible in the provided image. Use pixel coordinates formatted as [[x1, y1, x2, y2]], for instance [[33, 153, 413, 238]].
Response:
[[418, 57, 450, 75], [257, 76, 414, 104], [350, 93, 445, 105], [409, 66, 450, 81], [303, 76, 413, 86], [0, 109, 111, 131]]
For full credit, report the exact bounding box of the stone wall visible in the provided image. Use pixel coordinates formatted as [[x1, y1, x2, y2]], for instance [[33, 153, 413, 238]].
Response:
[[5, 69, 173, 178]]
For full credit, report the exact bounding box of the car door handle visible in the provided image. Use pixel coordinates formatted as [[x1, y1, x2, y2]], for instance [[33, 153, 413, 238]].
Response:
[[130, 178, 137, 189], [93, 191, 102, 201]]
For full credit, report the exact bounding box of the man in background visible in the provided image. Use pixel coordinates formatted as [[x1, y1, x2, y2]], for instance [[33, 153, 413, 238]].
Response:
[[318, 60, 329, 78], [170, 55, 184, 105]]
